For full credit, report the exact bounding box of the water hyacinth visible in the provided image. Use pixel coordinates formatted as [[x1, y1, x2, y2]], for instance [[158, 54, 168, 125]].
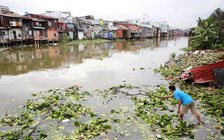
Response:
[[0, 84, 223, 139]]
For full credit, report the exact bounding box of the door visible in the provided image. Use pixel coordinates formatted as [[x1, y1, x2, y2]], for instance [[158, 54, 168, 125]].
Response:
[[13, 31, 17, 39]]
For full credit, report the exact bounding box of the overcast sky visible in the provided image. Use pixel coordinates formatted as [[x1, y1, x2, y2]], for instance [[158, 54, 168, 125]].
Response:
[[1, 0, 224, 29]]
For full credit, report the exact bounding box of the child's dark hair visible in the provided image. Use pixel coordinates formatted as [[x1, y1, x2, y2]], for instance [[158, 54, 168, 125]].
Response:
[[168, 85, 176, 91]]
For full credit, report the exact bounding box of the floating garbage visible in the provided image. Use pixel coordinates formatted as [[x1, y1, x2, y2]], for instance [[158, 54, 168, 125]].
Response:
[[185, 66, 193, 72], [216, 126, 220, 130], [62, 119, 70, 123], [156, 134, 162, 139], [165, 77, 172, 80], [193, 50, 199, 55], [120, 131, 124, 136]]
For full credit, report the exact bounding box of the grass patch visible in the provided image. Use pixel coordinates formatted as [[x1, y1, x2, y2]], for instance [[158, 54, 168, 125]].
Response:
[[71, 39, 111, 44], [181, 46, 193, 52]]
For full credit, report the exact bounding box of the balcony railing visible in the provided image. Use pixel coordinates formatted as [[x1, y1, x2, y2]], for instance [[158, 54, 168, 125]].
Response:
[[40, 36, 48, 40], [10, 21, 22, 27]]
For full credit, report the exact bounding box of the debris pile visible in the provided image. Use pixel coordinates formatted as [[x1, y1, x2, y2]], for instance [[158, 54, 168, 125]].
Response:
[[155, 50, 224, 87]]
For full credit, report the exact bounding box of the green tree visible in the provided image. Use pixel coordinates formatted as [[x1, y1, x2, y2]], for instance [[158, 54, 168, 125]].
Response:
[[210, 8, 224, 45], [189, 15, 219, 50]]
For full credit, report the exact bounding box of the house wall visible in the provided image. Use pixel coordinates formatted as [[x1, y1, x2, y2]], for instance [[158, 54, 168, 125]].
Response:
[[117, 29, 123, 38], [131, 19, 141, 25], [9, 28, 22, 40], [91, 26, 95, 39], [78, 31, 83, 40], [22, 27, 32, 40], [34, 29, 40, 40], [47, 29, 58, 41], [69, 31, 73, 39], [0, 29, 9, 43], [159, 24, 168, 33], [112, 30, 117, 38]]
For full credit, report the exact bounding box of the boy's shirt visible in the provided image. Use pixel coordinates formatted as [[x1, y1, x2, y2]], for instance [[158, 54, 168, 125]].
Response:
[[173, 90, 193, 105]]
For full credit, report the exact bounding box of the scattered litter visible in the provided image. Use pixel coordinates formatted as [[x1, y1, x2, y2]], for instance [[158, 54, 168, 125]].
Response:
[[56, 87, 64, 90], [156, 134, 162, 139], [193, 50, 199, 55], [165, 77, 172, 80], [185, 66, 193, 72], [216, 126, 220, 130], [120, 131, 124, 136], [62, 119, 70, 123], [2, 130, 6, 133], [30, 110, 34, 113]]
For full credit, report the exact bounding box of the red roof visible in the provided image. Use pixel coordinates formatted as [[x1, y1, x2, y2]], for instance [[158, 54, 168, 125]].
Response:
[[190, 60, 224, 83], [21, 16, 33, 20]]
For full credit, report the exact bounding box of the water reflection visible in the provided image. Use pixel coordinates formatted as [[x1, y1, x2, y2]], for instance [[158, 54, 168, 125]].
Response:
[[0, 38, 171, 76]]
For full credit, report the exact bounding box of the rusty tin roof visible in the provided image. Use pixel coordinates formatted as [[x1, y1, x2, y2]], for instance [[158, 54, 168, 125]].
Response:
[[190, 60, 224, 83]]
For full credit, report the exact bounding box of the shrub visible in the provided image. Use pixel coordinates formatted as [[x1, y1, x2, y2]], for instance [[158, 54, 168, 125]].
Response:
[[171, 53, 176, 59]]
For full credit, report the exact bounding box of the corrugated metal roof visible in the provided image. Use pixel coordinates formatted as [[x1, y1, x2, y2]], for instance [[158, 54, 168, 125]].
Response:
[[0, 13, 22, 18], [21, 16, 33, 20], [27, 13, 58, 20], [190, 60, 224, 83]]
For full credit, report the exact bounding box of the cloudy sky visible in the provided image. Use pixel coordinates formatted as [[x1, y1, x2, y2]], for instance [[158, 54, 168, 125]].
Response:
[[1, 0, 224, 29]]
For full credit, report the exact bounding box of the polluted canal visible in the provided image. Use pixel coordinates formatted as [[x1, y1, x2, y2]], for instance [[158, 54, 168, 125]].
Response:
[[0, 37, 223, 139]]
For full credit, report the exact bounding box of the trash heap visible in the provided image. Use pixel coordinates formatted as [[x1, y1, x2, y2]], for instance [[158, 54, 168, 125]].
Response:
[[155, 50, 222, 84]]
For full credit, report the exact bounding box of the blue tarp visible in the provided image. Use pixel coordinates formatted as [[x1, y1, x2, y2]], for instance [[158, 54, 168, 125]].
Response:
[[67, 23, 74, 28], [107, 32, 112, 38]]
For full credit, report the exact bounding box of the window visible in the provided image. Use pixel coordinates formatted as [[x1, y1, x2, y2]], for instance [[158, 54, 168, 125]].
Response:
[[48, 21, 52, 27], [54, 33, 57, 37]]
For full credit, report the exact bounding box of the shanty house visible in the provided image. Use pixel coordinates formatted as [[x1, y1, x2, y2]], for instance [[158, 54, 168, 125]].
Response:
[[58, 22, 68, 42], [159, 23, 168, 37], [83, 21, 92, 39], [77, 19, 84, 40], [21, 16, 33, 44], [26, 14, 58, 43], [0, 13, 22, 46], [67, 23, 74, 40]]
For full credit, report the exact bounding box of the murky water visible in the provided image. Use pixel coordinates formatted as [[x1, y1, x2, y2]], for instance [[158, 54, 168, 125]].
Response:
[[0, 37, 223, 140], [0, 37, 187, 115]]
